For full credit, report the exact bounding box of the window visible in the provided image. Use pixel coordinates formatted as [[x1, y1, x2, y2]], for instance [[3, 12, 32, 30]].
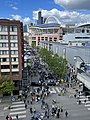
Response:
[[32, 37, 36, 40], [11, 58, 18, 62], [12, 65, 18, 69], [2, 58, 9, 62], [54, 37, 57, 41], [12, 72, 19, 75], [11, 50, 18, 55], [11, 43, 18, 47], [10, 35, 18, 40], [10, 26, 17, 32], [1, 65, 10, 69], [45, 37, 48, 41], [49, 37, 52, 41], [41, 37, 44, 41], [0, 50, 9, 55], [0, 25, 8, 32], [0, 35, 8, 40], [1, 72, 10, 75], [0, 43, 8, 47]]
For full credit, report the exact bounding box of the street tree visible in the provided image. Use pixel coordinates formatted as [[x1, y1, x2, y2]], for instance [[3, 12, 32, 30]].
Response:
[[0, 76, 14, 95], [39, 48, 69, 80]]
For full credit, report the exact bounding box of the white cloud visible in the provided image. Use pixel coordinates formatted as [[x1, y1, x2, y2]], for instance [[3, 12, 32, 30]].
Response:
[[12, 6, 18, 10], [54, 0, 90, 10], [11, 15, 31, 24], [33, 9, 90, 24]]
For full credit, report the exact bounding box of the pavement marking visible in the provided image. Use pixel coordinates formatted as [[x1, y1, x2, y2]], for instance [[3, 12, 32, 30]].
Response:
[[11, 104, 25, 108], [85, 104, 90, 107], [79, 95, 86, 98], [55, 87, 61, 93], [12, 101, 24, 104], [87, 108, 90, 110], [79, 98, 88, 101], [10, 107, 25, 111], [9, 110, 26, 115], [50, 88, 56, 93], [12, 115, 26, 119], [3, 106, 9, 110]]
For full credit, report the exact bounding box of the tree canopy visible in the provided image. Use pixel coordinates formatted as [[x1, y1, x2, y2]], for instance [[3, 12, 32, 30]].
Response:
[[39, 48, 69, 79], [0, 76, 14, 95]]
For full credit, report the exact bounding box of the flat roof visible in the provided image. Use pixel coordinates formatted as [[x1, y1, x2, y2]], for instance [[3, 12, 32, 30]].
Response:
[[36, 23, 60, 27]]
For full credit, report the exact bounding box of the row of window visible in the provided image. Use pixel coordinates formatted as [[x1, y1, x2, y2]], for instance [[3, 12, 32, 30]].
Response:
[[1, 65, 18, 69], [40, 37, 59, 41], [1, 72, 19, 75], [0, 35, 18, 40], [0, 43, 18, 47], [75, 37, 90, 39], [0, 25, 18, 32], [0, 50, 18, 55], [0, 58, 18, 62]]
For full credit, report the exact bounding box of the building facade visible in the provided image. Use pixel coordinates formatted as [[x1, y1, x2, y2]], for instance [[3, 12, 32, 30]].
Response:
[[0, 19, 24, 94]]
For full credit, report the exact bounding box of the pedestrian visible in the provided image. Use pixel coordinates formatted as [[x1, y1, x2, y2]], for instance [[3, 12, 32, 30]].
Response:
[[24, 99, 26, 103], [27, 100, 29, 104], [6, 115, 9, 120], [61, 108, 63, 112], [9, 116, 12, 120], [25, 104, 27, 109], [84, 99, 86, 104], [56, 112, 60, 118], [33, 107, 36, 114], [30, 107, 32, 114], [16, 114, 18, 120], [65, 111, 68, 117], [30, 99, 32, 104]]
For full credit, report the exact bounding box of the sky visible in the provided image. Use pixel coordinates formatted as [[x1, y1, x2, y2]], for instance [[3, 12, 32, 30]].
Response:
[[0, 0, 90, 25]]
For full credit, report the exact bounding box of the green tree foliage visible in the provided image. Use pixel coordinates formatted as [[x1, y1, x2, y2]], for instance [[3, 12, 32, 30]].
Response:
[[39, 48, 69, 79], [0, 76, 14, 95]]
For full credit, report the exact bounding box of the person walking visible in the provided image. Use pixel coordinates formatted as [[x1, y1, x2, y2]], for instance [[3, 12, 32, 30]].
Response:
[[9, 116, 12, 120], [16, 114, 18, 120], [30, 107, 33, 114], [6, 115, 9, 120], [65, 111, 68, 117]]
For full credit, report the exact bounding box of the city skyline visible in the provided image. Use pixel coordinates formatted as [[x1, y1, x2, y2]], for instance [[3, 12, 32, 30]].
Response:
[[0, 0, 90, 24]]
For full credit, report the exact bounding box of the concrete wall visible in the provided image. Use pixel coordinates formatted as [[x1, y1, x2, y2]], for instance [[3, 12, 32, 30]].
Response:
[[52, 42, 90, 65]]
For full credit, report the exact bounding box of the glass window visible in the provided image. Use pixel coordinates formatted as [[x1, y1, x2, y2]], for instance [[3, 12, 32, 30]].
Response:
[[0, 26, 8, 32], [0, 35, 8, 40], [10, 26, 17, 32], [11, 50, 18, 55], [2, 58, 9, 62], [10, 35, 17, 40], [12, 72, 19, 75], [0, 50, 9, 55], [1, 72, 10, 75], [12, 65, 18, 69], [11, 58, 18, 62], [11, 43, 18, 47]]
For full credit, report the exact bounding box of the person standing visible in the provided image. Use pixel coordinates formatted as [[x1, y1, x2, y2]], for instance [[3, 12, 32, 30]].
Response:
[[16, 114, 18, 120], [65, 111, 68, 117], [9, 116, 12, 120], [6, 115, 9, 120]]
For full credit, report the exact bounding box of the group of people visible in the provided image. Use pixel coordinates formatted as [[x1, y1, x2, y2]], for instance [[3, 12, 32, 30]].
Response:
[[6, 114, 18, 120]]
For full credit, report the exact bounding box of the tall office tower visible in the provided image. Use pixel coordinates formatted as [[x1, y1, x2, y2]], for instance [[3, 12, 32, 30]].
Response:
[[0, 19, 24, 94], [37, 11, 43, 24], [38, 11, 41, 20]]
